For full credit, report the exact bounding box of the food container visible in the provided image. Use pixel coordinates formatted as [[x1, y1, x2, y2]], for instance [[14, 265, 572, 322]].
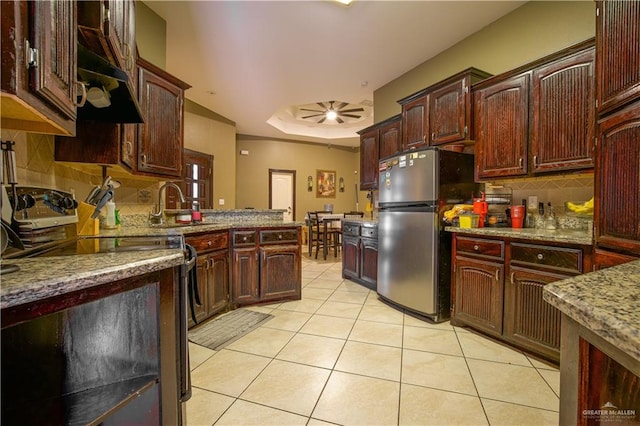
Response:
[[459, 213, 480, 229]]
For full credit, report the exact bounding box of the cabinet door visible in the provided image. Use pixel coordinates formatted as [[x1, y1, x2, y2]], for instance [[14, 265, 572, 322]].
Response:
[[453, 257, 504, 337], [106, 0, 136, 81], [596, 1, 640, 115], [359, 237, 378, 290], [231, 247, 259, 305], [593, 248, 638, 271], [504, 267, 566, 361], [402, 95, 429, 151], [532, 48, 595, 173], [474, 74, 529, 180], [359, 128, 379, 190], [207, 250, 229, 316], [378, 118, 402, 159], [342, 235, 360, 280], [429, 78, 468, 145], [596, 100, 640, 255], [137, 62, 184, 177], [259, 245, 301, 301]]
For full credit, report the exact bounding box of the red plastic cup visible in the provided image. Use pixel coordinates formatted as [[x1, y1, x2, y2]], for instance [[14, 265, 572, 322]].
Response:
[[511, 205, 524, 228], [512, 217, 524, 228]]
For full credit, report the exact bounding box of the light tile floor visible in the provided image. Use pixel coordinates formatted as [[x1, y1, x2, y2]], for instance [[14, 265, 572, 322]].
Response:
[[187, 255, 560, 425]]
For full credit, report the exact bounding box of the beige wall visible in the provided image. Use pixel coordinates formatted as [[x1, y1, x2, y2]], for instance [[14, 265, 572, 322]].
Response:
[[236, 138, 360, 221], [374, 1, 595, 121], [136, 2, 166, 69]]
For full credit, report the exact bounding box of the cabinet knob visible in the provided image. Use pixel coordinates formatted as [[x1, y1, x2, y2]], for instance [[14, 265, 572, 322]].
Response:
[[243, 236, 247, 242], [473, 244, 479, 251], [207, 240, 212, 246], [537, 253, 544, 260], [278, 234, 283, 239]]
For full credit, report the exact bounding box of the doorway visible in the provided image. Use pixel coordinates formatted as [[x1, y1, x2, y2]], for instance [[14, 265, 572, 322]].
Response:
[[269, 169, 296, 222]]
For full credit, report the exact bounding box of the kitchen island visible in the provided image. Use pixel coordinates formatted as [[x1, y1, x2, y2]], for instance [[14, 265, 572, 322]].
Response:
[[543, 259, 640, 425]]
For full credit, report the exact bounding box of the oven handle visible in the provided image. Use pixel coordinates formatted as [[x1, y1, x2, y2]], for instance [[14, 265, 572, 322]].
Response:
[[185, 244, 200, 324], [180, 243, 198, 403]]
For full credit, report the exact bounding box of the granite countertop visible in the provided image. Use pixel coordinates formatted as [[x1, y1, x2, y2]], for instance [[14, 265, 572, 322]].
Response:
[[99, 221, 304, 238], [445, 226, 593, 246], [543, 259, 640, 362], [0, 250, 185, 310]]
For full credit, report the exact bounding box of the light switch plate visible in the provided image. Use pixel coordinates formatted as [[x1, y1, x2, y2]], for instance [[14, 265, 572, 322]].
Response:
[[527, 196, 538, 210], [218, 198, 225, 205]]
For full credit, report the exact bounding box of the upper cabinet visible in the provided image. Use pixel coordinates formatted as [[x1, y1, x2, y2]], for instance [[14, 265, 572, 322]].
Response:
[[136, 57, 190, 178], [399, 68, 491, 151], [77, 0, 136, 85], [474, 40, 596, 181], [358, 114, 401, 190], [1, 0, 77, 135], [595, 1, 640, 116]]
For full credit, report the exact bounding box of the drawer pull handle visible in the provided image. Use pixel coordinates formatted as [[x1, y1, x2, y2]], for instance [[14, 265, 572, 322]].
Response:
[[474, 245, 479, 251], [537, 253, 544, 260], [207, 241, 212, 246], [510, 272, 515, 285], [495, 270, 500, 281], [278, 234, 283, 239]]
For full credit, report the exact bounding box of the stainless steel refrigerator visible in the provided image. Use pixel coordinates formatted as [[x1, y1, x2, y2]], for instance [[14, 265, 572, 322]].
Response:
[[377, 147, 476, 322]]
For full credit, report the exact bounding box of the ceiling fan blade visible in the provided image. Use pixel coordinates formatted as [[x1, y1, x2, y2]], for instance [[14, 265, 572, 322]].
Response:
[[337, 108, 364, 113], [300, 108, 325, 113], [336, 116, 344, 124], [318, 117, 327, 124], [302, 113, 325, 119], [340, 114, 362, 119], [336, 102, 349, 110], [316, 102, 328, 110]]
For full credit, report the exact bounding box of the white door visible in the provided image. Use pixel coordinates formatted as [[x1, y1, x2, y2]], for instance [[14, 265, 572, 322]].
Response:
[[270, 169, 295, 222]]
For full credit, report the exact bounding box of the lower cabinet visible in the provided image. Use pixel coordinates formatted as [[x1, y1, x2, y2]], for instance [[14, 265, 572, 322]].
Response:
[[451, 234, 592, 363], [231, 227, 301, 306], [341, 222, 378, 290], [186, 231, 230, 327]]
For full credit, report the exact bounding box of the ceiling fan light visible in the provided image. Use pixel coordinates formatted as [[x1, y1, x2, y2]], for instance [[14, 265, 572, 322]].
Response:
[[326, 110, 338, 121]]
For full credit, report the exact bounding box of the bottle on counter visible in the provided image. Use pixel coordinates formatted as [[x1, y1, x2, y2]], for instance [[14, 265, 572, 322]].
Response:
[[545, 202, 557, 230], [535, 202, 545, 229], [191, 201, 202, 222], [104, 200, 117, 229]]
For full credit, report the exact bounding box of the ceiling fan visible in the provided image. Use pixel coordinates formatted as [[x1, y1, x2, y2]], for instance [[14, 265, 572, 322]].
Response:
[[300, 101, 365, 124]]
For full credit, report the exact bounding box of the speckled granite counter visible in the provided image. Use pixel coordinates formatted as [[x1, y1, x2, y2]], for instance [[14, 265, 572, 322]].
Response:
[[445, 226, 593, 246], [99, 221, 304, 238], [1, 250, 185, 309], [543, 259, 640, 362], [341, 218, 378, 226]]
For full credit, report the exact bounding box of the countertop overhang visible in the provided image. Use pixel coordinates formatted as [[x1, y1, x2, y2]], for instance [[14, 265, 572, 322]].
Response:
[[445, 226, 593, 246], [543, 259, 640, 363]]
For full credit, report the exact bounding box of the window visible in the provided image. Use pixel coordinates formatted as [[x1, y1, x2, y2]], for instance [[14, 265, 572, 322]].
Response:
[[166, 148, 213, 209]]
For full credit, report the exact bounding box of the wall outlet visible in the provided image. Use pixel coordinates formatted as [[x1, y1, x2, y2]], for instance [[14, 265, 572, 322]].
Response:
[[218, 198, 225, 205], [527, 195, 538, 210]]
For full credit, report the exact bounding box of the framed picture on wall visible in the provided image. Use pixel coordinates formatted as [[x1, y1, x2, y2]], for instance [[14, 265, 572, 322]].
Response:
[[316, 169, 336, 198]]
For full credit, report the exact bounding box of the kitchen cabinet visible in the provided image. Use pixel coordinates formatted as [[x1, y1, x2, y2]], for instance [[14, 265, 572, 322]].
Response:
[[341, 221, 378, 290], [451, 233, 592, 363], [399, 68, 491, 151], [595, 100, 640, 256], [451, 236, 505, 337], [474, 40, 595, 180], [1, 267, 183, 425], [77, 0, 136, 85], [357, 115, 401, 190], [593, 248, 638, 271], [137, 57, 190, 178], [595, 1, 640, 116], [1, 0, 77, 135], [231, 227, 301, 306], [185, 231, 230, 327], [55, 56, 190, 179]]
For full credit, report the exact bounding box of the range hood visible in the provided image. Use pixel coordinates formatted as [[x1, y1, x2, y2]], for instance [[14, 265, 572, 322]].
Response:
[[76, 44, 144, 124]]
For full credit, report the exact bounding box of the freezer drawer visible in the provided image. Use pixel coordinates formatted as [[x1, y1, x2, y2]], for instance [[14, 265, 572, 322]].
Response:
[[377, 210, 439, 315]]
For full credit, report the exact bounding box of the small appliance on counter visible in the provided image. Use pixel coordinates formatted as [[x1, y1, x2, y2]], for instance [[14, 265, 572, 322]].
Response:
[[484, 185, 512, 227]]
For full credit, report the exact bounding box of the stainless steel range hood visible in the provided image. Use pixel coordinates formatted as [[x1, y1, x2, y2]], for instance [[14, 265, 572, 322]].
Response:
[[76, 44, 144, 124]]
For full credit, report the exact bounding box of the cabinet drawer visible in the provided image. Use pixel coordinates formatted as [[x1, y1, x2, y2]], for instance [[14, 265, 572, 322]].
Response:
[[456, 236, 504, 260], [511, 242, 582, 273], [260, 229, 298, 245], [343, 223, 360, 237], [186, 232, 228, 253], [361, 226, 378, 239], [233, 231, 257, 246]]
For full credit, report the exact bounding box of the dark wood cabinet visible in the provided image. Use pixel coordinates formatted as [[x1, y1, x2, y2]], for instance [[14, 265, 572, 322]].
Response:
[[231, 227, 301, 306], [474, 73, 530, 180], [452, 233, 591, 363], [137, 57, 190, 178], [532, 47, 596, 173], [358, 115, 401, 190], [1, 0, 77, 135], [474, 41, 595, 180], [595, 100, 640, 255], [400, 95, 429, 151], [593, 248, 638, 271], [77, 0, 136, 85], [596, 1, 640, 116], [186, 231, 230, 327], [341, 222, 378, 291]]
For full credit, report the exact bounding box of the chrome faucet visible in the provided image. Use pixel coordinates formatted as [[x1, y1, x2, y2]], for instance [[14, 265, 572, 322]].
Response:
[[149, 182, 186, 225]]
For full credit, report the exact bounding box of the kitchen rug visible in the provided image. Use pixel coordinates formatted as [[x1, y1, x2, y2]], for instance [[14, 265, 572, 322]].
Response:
[[188, 309, 273, 351]]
